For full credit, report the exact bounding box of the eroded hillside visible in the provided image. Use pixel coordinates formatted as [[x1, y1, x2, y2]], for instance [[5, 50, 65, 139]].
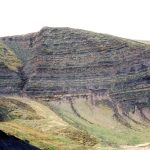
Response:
[[0, 27, 150, 148], [1, 27, 150, 124]]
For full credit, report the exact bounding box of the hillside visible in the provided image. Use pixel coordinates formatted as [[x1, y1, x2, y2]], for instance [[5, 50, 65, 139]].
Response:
[[0, 27, 150, 149], [0, 96, 97, 150]]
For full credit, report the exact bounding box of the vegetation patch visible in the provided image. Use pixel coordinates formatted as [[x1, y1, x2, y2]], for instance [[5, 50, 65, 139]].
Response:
[[50, 104, 150, 148], [0, 97, 96, 150], [56, 127, 97, 146], [0, 42, 22, 71], [0, 97, 41, 121]]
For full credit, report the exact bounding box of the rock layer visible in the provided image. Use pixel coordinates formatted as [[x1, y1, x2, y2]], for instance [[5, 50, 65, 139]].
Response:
[[0, 27, 150, 124]]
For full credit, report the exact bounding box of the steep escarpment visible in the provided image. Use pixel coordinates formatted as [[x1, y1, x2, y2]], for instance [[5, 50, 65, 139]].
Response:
[[0, 27, 150, 126]]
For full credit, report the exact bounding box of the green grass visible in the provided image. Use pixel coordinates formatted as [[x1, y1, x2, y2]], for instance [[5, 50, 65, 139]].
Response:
[[1, 96, 150, 149], [50, 102, 150, 148], [0, 96, 96, 150], [0, 97, 41, 121], [0, 42, 22, 71]]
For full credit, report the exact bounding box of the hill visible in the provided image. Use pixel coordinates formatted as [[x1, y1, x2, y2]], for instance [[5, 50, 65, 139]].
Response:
[[0, 27, 150, 149]]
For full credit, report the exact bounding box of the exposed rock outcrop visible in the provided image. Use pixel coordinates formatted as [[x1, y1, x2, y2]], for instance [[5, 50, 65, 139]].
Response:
[[0, 42, 22, 94], [0, 62, 21, 94], [0, 27, 150, 125]]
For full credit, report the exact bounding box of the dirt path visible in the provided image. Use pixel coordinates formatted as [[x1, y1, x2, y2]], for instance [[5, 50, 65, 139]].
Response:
[[121, 143, 150, 150]]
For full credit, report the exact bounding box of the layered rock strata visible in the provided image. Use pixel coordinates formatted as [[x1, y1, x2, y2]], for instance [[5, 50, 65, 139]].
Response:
[[0, 27, 150, 124]]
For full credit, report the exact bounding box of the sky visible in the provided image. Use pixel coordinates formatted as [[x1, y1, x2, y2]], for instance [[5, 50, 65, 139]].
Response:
[[0, 0, 150, 40]]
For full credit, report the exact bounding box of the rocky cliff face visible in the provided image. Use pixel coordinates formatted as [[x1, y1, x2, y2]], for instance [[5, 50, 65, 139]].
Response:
[[0, 63, 20, 94], [0, 27, 150, 125]]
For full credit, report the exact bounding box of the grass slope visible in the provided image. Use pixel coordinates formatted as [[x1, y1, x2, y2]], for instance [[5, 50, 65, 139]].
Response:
[[0, 96, 150, 149], [0, 96, 97, 150], [47, 99, 150, 149]]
